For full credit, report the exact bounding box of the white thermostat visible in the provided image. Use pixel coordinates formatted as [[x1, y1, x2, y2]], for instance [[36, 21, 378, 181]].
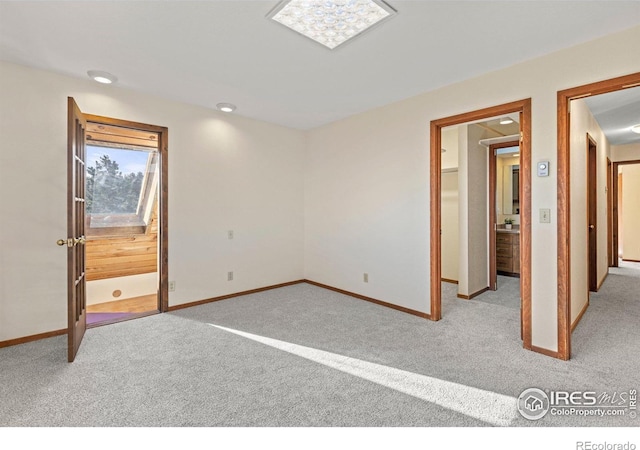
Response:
[[538, 161, 550, 177]]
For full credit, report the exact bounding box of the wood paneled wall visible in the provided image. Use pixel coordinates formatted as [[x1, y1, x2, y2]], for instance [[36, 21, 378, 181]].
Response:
[[86, 206, 158, 281]]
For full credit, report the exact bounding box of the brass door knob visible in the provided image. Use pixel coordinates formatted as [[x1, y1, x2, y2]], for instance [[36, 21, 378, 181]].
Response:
[[57, 238, 72, 247], [57, 237, 85, 247]]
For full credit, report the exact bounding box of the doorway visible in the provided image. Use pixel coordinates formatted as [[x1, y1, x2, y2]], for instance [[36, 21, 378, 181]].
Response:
[[489, 140, 521, 288], [587, 134, 597, 292], [64, 98, 169, 361], [83, 113, 169, 324], [613, 160, 640, 264], [84, 119, 163, 326], [430, 99, 532, 349], [607, 158, 613, 268], [557, 71, 640, 361]]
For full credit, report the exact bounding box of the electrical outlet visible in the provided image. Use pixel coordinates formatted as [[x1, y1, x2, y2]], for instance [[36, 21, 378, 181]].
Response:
[[228, 230, 234, 239], [363, 273, 369, 283], [228, 271, 233, 281], [169, 281, 176, 292]]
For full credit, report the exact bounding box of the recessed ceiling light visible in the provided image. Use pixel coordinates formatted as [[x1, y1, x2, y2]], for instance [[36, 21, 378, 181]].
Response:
[[216, 103, 236, 113], [499, 117, 514, 125], [632, 124, 640, 134], [87, 70, 117, 84], [267, 0, 396, 50]]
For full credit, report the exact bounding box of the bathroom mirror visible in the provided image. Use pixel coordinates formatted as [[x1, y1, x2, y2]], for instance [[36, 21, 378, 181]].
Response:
[[502, 164, 520, 215], [495, 145, 520, 218]]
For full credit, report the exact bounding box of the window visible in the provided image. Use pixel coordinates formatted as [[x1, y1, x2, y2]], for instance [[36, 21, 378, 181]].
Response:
[[85, 122, 159, 236]]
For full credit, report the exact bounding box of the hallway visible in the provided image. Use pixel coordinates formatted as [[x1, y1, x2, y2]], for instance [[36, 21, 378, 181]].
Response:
[[572, 260, 640, 363]]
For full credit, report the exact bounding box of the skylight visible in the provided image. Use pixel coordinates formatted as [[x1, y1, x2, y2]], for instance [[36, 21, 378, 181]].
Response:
[[86, 145, 158, 235], [267, 0, 396, 50]]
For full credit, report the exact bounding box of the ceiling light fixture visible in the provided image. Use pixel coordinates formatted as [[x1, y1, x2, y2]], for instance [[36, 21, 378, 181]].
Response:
[[631, 124, 640, 134], [87, 70, 117, 84], [267, 0, 396, 50], [499, 117, 514, 125], [513, 154, 520, 157], [216, 103, 237, 113]]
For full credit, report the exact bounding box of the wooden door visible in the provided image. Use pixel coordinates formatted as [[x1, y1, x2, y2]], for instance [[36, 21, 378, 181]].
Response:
[[66, 97, 87, 362], [607, 158, 613, 267], [587, 135, 597, 292], [489, 143, 497, 291]]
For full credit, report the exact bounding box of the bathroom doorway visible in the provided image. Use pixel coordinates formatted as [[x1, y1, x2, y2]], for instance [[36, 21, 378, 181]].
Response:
[[489, 140, 521, 288], [430, 99, 532, 349]]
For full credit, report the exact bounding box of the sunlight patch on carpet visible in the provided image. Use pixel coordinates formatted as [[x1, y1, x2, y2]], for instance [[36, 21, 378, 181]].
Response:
[[210, 324, 517, 426]]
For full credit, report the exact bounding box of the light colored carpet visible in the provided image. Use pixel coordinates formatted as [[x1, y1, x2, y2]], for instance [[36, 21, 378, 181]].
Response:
[[0, 267, 638, 427], [443, 275, 521, 309]]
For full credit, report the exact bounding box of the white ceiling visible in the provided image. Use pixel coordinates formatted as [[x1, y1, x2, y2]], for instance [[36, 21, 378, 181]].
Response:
[[583, 86, 640, 146], [1, 1, 639, 130]]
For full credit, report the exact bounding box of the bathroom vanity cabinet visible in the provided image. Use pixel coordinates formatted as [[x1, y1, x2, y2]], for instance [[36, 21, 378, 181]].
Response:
[[496, 230, 520, 276]]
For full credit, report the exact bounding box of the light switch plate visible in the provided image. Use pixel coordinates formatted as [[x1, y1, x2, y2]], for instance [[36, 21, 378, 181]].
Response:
[[540, 208, 551, 223]]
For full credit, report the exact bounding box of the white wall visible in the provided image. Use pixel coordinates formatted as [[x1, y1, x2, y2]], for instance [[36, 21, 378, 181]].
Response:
[[1, 26, 639, 355], [0, 61, 305, 341], [87, 273, 158, 306], [569, 99, 610, 324], [304, 25, 640, 352], [611, 143, 640, 162], [441, 126, 459, 170], [621, 164, 640, 261], [458, 124, 493, 297], [441, 126, 459, 282]]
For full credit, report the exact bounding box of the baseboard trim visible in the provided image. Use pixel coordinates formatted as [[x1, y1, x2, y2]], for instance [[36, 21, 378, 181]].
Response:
[[571, 299, 590, 333], [497, 271, 521, 278], [457, 286, 490, 300], [597, 271, 608, 291], [530, 345, 567, 360], [167, 280, 306, 312], [441, 278, 459, 284], [0, 328, 66, 349], [304, 279, 432, 320], [621, 258, 640, 263], [0, 281, 307, 348]]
